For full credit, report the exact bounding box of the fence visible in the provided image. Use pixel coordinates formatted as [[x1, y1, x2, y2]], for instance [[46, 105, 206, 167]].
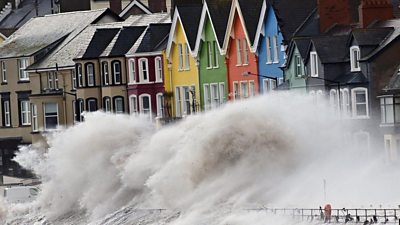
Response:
[[247, 208, 400, 224]]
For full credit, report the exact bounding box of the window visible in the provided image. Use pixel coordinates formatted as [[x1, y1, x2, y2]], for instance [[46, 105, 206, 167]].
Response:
[[249, 81, 255, 97], [72, 69, 77, 90], [219, 83, 225, 104], [3, 100, 10, 127], [48, 72, 58, 90], [240, 81, 249, 98], [18, 58, 29, 81], [213, 41, 219, 68], [138, 58, 149, 83], [350, 46, 361, 72], [316, 90, 324, 103], [139, 94, 151, 116], [129, 95, 137, 114], [156, 93, 164, 118], [175, 87, 182, 117], [310, 51, 318, 77], [128, 59, 136, 84], [114, 97, 124, 113], [380, 97, 400, 124], [112, 61, 122, 85], [203, 84, 211, 110], [103, 97, 111, 113], [263, 78, 276, 93], [263, 79, 269, 94], [155, 57, 163, 82], [78, 99, 84, 122], [294, 55, 302, 77], [32, 104, 38, 131], [341, 88, 350, 117], [184, 44, 190, 70], [72, 100, 77, 123], [352, 88, 369, 118], [1, 61, 6, 83], [329, 89, 339, 113], [76, 64, 83, 87], [233, 82, 240, 100], [86, 99, 97, 112], [243, 39, 249, 65], [102, 62, 109, 86], [183, 87, 192, 115], [266, 37, 272, 64], [86, 63, 95, 86], [236, 39, 242, 65], [20, 100, 31, 125], [210, 83, 219, 109], [44, 103, 58, 130], [207, 42, 212, 68], [273, 35, 279, 63], [178, 44, 183, 70]]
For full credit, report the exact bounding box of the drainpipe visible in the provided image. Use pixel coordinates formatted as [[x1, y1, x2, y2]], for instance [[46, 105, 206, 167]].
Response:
[[196, 57, 200, 113]]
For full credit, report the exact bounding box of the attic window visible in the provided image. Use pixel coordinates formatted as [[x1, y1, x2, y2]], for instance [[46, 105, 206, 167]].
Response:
[[350, 46, 361, 72]]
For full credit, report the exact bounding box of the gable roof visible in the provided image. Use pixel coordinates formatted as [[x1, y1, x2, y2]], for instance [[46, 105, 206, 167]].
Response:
[[0, 9, 113, 60], [78, 28, 120, 60], [119, 0, 152, 18], [287, 38, 311, 66], [101, 26, 147, 57], [310, 35, 349, 64], [351, 28, 393, 46], [126, 12, 171, 26], [136, 23, 171, 53], [166, 4, 202, 58], [237, 0, 263, 46]]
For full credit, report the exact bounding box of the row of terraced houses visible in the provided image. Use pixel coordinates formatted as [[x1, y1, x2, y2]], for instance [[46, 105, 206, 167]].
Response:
[[2, 0, 400, 178]]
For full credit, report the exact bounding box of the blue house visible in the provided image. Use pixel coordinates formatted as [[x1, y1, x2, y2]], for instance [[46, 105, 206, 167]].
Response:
[[254, 0, 316, 94]]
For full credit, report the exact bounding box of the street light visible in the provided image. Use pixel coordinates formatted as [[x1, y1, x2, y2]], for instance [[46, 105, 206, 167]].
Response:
[[242, 71, 278, 83]]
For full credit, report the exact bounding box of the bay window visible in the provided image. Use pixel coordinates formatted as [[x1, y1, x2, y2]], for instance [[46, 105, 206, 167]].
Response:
[[44, 103, 58, 130]]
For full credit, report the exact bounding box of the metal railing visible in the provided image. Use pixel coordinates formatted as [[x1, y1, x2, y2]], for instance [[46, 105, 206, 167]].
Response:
[[247, 208, 400, 224]]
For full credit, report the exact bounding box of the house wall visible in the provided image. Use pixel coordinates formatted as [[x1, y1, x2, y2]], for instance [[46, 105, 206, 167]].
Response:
[[258, 6, 284, 93], [198, 15, 228, 110], [169, 19, 200, 117], [285, 46, 306, 93], [226, 11, 259, 101]]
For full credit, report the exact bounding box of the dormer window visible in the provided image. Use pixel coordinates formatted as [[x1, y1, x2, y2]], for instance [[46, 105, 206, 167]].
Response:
[[310, 51, 319, 77], [350, 46, 361, 72]]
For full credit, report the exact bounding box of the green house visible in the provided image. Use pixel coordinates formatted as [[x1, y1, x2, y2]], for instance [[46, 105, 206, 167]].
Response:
[[284, 38, 310, 93]]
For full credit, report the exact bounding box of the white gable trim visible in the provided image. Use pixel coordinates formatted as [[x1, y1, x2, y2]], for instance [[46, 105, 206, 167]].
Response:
[[251, 0, 267, 53], [120, 0, 152, 18], [166, 7, 194, 59]]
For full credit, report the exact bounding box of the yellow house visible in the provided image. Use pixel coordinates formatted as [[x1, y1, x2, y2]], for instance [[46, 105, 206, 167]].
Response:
[[166, 5, 202, 118]]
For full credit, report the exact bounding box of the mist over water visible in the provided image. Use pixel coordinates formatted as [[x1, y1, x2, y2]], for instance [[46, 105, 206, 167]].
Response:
[[2, 93, 400, 224]]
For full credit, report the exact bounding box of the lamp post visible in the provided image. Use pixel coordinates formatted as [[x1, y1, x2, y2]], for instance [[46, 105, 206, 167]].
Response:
[[242, 71, 279, 92]]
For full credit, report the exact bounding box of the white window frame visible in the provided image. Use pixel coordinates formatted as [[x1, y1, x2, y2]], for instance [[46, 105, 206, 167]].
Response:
[[175, 86, 182, 117], [20, 100, 31, 125], [1, 61, 6, 83], [44, 102, 58, 130], [114, 97, 124, 114], [87, 99, 97, 112], [203, 84, 211, 111], [72, 69, 77, 90], [129, 95, 137, 115], [273, 35, 279, 63], [178, 44, 183, 70], [236, 39, 242, 66], [104, 98, 111, 113], [219, 83, 225, 104], [207, 42, 212, 69], [102, 61, 109, 86], [77, 64, 83, 87], [48, 72, 58, 90], [155, 57, 163, 83], [243, 39, 249, 65], [213, 41, 219, 68], [240, 81, 249, 99], [249, 80, 255, 97], [263, 79, 269, 94], [4, 100, 10, 127], [139, 94, 152, 118], [210, 83, 219, 109], [86, 63, 95, 87], [182, 86, 192, 115], [351, 87, 369, 119], [184, 44, 190, 70], [266, 36, 272, 64], [139, 58, 149, 83], [329, 89, 339, 113], [128, 59, 136, 84], [294, 55, 302, 77], [350, 46, 361, 72], [233, 81, 240, 100], [310, 51, 319, 77], [113, 61, 122, 85], [18, 58, 29, 81], [78, 100, 84, 121], [341, 88, 350, 117], [32, 104, 38, 131], [156, 93, 164, 118]]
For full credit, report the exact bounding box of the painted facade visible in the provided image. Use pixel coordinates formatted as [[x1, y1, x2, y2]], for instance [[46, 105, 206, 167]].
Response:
[[284, 44, 306, 93]]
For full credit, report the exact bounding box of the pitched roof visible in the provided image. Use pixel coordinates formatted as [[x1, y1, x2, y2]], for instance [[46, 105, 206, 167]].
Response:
[[237, 0, 264, 45], [177, 4, 203, 50], [125, 12, 171, 26], [335, 71, 368, 84], [294, 38, 311, 60], [311, 35, 349, 64], [206, 0, 232, 47], [0, 0, 54, 29], [101, 26, 147, 57], [135, 23, 171, 53], [0, 9, 111, 59], [79, 28, 120, 59], [351, 28, 393, 46], [383, 67, 400, 91]]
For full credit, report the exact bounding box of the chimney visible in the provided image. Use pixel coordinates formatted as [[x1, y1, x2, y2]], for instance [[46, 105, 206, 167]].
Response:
[[109, 0, 122, 14], [148, 0, 167, 13], [318, 0, 352, 32], [359, 0, 394, 28]]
